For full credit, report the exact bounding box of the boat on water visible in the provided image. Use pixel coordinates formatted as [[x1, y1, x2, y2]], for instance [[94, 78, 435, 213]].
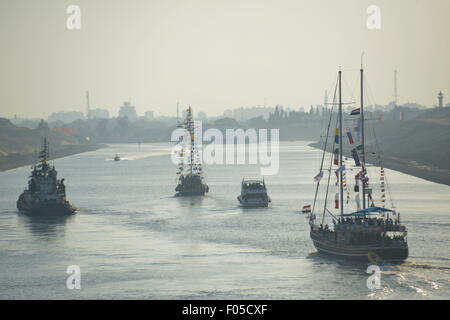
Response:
[[17, 138, 76, 215], [305, 65, 408, 262], [238, 179, 271, 208], [114, 154, 120, 161], [174, 106, 209, 197]]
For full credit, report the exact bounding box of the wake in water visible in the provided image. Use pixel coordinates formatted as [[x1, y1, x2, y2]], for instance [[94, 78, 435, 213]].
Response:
[[105, 151, 170, 161]]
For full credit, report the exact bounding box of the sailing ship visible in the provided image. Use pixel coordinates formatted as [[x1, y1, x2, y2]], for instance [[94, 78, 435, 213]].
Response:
[[306, 66, 408, 261], [238, 179, 271, 208], [17, 138, 76, 215], [175, 106, 209, 196]]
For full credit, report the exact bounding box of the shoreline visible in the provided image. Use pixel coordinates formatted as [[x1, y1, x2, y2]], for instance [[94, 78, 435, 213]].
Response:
[[3, 140, 449, 187], [0, 143, 106, 172], [308, 142, 450, 187]]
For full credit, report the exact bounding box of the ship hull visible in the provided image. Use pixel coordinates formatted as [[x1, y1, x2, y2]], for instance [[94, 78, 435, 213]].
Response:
[[175, 189, 207, 197], [175, 184, 209, 197], [311, 231, 408, 261], [238, 196, 269, 208], [17, 201, 76, 216], [240, 202, 269, 208], [175, 176, 209, 197]]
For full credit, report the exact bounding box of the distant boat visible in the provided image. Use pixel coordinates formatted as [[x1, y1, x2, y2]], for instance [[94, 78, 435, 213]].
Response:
[[174, 106, 209, 197], [306, 65, 408, 261], [16, 137, 76, 215], [114, 154, 120, 162], [238, 179, 271, 208]]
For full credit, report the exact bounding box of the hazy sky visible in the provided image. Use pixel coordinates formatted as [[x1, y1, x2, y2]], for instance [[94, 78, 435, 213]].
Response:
[[0, 0, 449, 118]]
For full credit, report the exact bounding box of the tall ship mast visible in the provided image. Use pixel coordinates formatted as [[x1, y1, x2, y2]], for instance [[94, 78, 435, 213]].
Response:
[[175, 106, 209, 197], [305, 66, 408, 262], [17, 137, 76, 215]]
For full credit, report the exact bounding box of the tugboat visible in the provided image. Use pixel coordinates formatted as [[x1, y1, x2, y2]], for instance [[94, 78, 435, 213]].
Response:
[[306, 65, 408, 261], [238, 179, 271, 208], [174, 106, 209, 196], [17, 138, 76, 215], [114, 154, 120, 161]]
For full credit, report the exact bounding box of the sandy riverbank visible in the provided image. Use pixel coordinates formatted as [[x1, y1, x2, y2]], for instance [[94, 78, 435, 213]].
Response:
[[309, 142, 450, 187], [0, 143, 106, 172]]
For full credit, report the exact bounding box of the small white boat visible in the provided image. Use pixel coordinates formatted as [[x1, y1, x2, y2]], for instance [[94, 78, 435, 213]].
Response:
[[237, 179, 271, 208]]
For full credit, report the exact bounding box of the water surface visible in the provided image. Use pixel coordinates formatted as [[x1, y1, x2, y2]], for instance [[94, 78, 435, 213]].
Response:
[[1, 142, 449, 299]]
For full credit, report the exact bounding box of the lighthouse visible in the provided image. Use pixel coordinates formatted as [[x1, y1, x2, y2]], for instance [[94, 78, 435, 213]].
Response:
[[438, 91, 444, 108]]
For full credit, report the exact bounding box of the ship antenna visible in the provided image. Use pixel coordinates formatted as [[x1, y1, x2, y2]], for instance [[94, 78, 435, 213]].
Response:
[[86, 90, 91, 120], [338, 68, 344, 217], [360, 59, 366, 210]]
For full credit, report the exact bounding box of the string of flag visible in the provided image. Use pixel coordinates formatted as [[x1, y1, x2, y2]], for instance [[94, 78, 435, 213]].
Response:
[[379, 155, 386, 208]]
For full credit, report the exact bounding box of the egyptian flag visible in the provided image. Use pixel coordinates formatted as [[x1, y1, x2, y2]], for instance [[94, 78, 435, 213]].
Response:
[[302, 205, 311, 213], [334, 128, 339, 144], [350, 108, 361, 115], [314, 171, 324, 182], [346, 130, 354, 144], [335, 193, 339, 209]]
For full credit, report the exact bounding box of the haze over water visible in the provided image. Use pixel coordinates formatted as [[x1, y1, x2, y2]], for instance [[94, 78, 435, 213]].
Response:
[[1, 141, 449, 299]]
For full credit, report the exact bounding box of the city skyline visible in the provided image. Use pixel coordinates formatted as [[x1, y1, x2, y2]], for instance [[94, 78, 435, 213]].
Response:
[[1, 0, 449, 118]]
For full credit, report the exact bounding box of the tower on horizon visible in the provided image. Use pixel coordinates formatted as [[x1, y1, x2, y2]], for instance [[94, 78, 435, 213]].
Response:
[[393, 70, 399, 120], [438, 91, 444, 108], [86, 90, 91, 120], [394, 70, 398, 106]]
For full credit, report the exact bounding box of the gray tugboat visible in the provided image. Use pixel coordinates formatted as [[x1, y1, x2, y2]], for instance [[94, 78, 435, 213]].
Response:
[[17, 138, 76, 215], [238, 179, 271, 208], [175, 106, 209, 196], [306, 65, 408, 262]]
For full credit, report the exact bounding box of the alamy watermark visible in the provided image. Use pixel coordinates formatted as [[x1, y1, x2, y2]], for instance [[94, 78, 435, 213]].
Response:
[[66, 265, 81, 289], [366, 265, 381, 290], [171, 121, 279, 175], [66, 5, 81, 30], [367, 5, 381, 30]]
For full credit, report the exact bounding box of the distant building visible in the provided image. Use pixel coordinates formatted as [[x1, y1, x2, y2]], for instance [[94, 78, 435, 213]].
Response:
[[52, 127, 78, 135], [37, 119, 49, 129], [48, 111, 85, 124], [90, 108, 110, 119], [144, 111, 155, 120], [197, 111, 207, 120], [438, 91, 444, 108], [223, 109, 233, 118], [232, 106, 274, 120], [118, 101, 137, 121]]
